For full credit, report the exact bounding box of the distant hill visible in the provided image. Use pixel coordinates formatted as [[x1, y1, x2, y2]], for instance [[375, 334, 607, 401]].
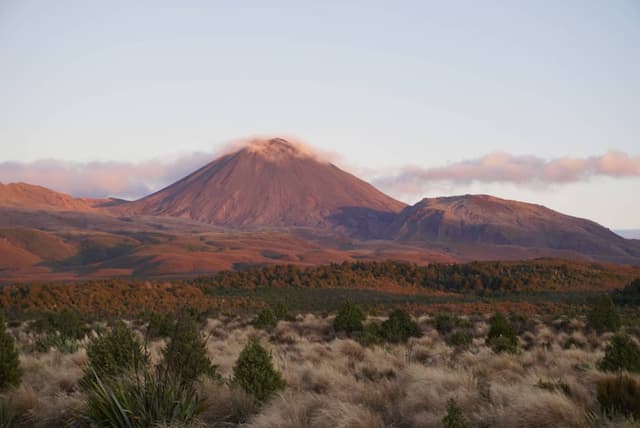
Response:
[[385, 194, 640, 264], [0, 182, 96, 211]]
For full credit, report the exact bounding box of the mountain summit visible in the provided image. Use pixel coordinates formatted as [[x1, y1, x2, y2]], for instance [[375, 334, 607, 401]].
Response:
[[125, 138, 406, 228]]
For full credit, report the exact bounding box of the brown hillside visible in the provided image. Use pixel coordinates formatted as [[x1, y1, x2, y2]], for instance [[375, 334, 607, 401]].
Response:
[[387, 194, 640, 263]]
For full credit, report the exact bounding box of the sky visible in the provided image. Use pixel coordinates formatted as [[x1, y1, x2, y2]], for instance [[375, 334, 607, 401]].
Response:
[[0, 1, 639, 228]]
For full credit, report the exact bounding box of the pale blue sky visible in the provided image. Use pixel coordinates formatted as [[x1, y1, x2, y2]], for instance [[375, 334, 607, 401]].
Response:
[[0, 1, 639, 228]]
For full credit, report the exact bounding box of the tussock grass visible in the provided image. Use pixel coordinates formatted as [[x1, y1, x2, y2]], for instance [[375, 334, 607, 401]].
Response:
[[2, 312, 639, 427]]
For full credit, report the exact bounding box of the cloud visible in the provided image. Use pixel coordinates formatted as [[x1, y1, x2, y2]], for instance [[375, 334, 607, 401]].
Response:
[[0, 147, 638, 201], [0, 153, 211, 200], [373, 150, 640, 198]]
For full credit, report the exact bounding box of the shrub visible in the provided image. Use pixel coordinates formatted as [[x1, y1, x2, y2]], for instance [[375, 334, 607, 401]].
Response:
[[597, 374, 640, 419], [162, 317, 219, 384], [32, 309, 87, 340], [0, 397, 17, 428], [233, 338, 285, 402], [356, 322, 385, 347], [446, 331, 472, 349], [0, 314, 22, 391], [587, 294, 621, 332], [612, 278, 640, 306], [83, 367, 203, 427], [380, 308, 421, 343], [333, 301, 365, 335], [254, 308, 278, 329], [442, 398, 469, 428], [486, 312, 518, 354], [434, 313, 457, 335], [84, 321, 148, 384], [598, 334, 640, 373], [143, 312, 175, 340], [273, 302, 293, 321]]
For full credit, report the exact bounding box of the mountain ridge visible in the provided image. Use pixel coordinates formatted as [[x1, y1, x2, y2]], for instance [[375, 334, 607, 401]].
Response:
[[1, 138, 638, 278]]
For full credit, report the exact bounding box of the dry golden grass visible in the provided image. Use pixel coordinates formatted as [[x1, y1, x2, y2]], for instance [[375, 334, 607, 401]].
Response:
[[2, 313, 639, 427]]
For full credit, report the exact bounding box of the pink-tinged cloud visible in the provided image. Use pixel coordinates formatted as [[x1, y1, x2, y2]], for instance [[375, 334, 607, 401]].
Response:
[[0, 153, 211, 200], [0, 148, 638, 201], [373, 150, 640, 197]]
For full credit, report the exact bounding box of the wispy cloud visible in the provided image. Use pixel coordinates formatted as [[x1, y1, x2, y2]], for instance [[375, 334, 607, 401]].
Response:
[[0, 153, 210, 200], [373, 150, 640, 198], [0, 148, 638, 201]]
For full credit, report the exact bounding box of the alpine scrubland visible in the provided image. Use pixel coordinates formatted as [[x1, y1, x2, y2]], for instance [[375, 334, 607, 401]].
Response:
[[2, 292, 640, 428]]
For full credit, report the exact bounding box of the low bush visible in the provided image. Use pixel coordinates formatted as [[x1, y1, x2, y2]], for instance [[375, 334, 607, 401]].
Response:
[[434, 313, 458, 335], [84, 321, 148, 385], [143, 312, 175, 340], [83, 367, 203, 427], [32, 309, 87, 340], [597, 374, 640, 419], [0, 397, 17, 428], [380, 308, 421, 343], [233, 338, 285, 402], [446, 331, 472, 349], [442, 398, 469, 428], [612, 278, 640, 306], [587, 294, 621, 332], [333, 301, 365, 335], [598, 334, 640, 373], [486, 312, 518, 354], [273, 302, 293, 321], [162, 317, 219, 384], [254, 308, 278, 329], [0, 314, 22, 391], [355, 322, 385, 347]]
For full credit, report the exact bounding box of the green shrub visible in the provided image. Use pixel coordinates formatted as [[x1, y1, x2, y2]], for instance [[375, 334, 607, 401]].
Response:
[[597, 374, 640, 419], [32, 309, 87, 340], [486, 312, 518, 354], [0, 314, 22, 391], [273, 302, 293, 321], [83, 368, 203, 427], [233, 338, 285, 402], [598, 334, 640, 373], [143, 312, 175, 340], [355, 322, 385, 347], [380, 308, 421, 343], [0, 396, 17, 428], [442, 398, 469, 428], [446, 331, 472, 349], [254, 308, 278, 329], [162, 318, 219, 384], [333, 301, 365, 335], [434, 313, 457, 335], [84, 322, 148, 384], [587, 294, 621, 332], [612, 278, 640, 306]]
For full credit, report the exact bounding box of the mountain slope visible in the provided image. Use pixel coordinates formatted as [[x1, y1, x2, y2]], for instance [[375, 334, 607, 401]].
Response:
[[0, 182, 95, 211], [386, 194, 640, 263], [123, 138, 406, 228]]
